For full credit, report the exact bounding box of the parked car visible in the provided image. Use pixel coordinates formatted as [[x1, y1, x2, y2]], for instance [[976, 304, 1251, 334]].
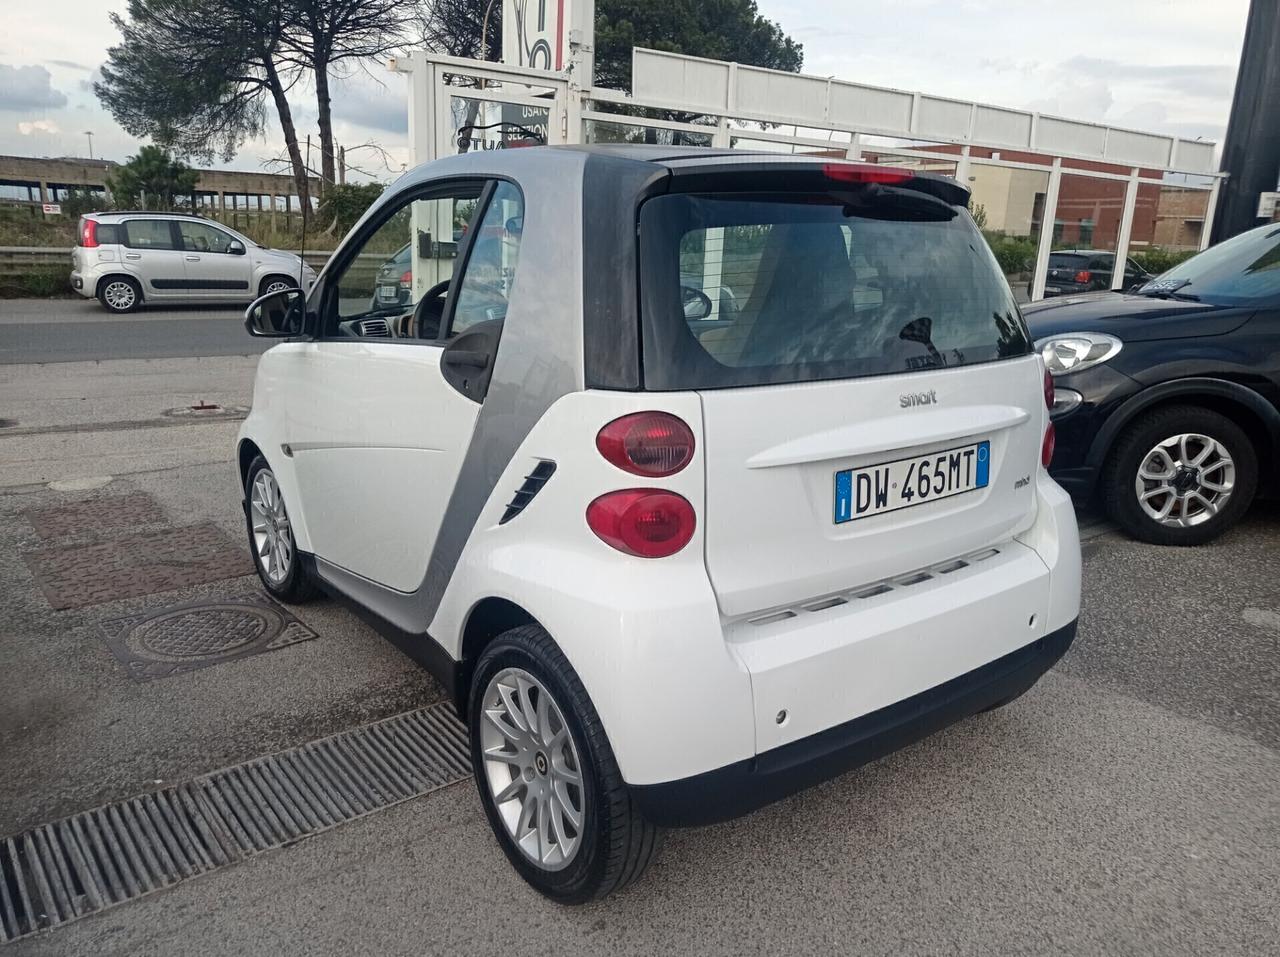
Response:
[[370, 242, 413, 310], [1028, 250, 1152, 299], [1027, 222, 1280, 545], [236, 146, 1080, 902], [71, 211, 317, 314]]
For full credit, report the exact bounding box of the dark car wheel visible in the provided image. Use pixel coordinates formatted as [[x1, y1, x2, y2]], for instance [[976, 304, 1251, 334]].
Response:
[[469, 624, 661, 904], [259, 275, 297, 298], [1102, 405, 1258, 546], [244, 455, 318, 602], [98, 276, 142, 313]]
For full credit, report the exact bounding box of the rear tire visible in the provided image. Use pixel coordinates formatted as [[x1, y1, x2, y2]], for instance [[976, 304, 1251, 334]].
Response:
[[98, 276, 141, 314], [244, 456, 318, 603], [259, 275, 297, 298], [1102, 405, 1257, 546], [469, 625, 661, 904]]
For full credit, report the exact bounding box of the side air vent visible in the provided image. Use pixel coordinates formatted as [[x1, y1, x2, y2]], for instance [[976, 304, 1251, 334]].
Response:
[[499, 461, 557, 525], [356, 317, 391, 338]]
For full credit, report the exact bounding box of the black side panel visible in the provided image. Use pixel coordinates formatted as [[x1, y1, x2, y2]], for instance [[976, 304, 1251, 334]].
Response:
[[581, 155, 671, 390]]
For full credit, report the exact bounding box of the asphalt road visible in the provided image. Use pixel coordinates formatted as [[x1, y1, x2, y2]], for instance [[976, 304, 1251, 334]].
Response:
[[0, 298, 270, 363], [0, 319, 1277, 955]]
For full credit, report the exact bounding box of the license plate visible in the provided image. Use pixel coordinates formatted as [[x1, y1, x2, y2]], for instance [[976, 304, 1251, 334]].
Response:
[[1045, 286, 1062, 293], [834, 440, 990, 523], [378, 284, 397, 298]]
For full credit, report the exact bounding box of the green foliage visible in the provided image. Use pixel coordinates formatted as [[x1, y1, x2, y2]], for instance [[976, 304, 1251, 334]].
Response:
[[319, 182, 386, 233], [60, 189, 108, 219], [106, 146, 199, 210], [982, 232, 1039, 277], [968, 202, 988, 231], [594, 0, 803, 90], [1130, 247, 1197, 276], [0, 268, 71, 299]]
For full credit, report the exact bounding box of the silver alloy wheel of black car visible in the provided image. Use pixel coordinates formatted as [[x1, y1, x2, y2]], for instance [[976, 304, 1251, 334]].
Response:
[[249, 468, 294, 584], [1134, 432, 1235, 528], [479, 666, 586, 871], [102, 279, 137, 312]]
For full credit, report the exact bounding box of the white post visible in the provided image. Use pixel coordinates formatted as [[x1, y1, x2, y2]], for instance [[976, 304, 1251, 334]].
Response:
[[1200, 177, 1224, 251], [956, 145, 972, 188], [1111, 167, 1141, 290], [1031, 158, 1063, 302]]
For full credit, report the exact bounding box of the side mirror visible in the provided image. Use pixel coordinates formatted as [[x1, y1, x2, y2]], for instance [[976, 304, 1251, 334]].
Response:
[[681, 286, 714, 321], [227, 240, 246, 256], [245, 288, 304, 337]]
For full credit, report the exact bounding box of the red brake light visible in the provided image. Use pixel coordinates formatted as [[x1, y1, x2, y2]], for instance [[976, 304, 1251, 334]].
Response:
[[596, 412, 695, 477], [586, 490, 696, 558], [822, 163, 914, 186], [399, 270, 412, 289], [1074, 270, 1091, 284], [1041, 421, 1056, 468], [80, 219, 98, 248], [1043, 367, 1054, 411]]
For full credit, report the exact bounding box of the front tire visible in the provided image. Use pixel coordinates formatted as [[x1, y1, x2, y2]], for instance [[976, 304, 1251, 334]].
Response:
[[259, 275, 297, 298], [1102, 405, 1257, 546], [244, 456, 318, 602], [469, 625, 661, 904], [98, 276, 141, 313]]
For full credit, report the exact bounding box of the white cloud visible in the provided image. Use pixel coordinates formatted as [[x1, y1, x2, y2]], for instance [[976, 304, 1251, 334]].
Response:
[[0, 63, 68, 110], [18, 118, 59, 135]]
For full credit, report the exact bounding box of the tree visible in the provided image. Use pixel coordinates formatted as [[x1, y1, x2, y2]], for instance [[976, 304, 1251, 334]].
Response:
[[282, 0, 418, 191], [321, 181, 386, 232], [97, 0, 312, 210], [594, 0, 802, 91], [417, 0, 501, 60], [105, 146, 199, 210]]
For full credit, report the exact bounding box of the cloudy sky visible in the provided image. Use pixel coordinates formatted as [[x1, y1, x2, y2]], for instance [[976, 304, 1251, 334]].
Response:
[[0, 0, 1251, 179]]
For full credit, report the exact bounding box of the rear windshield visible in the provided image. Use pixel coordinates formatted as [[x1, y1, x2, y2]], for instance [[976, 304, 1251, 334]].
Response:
[[638, 191, 1030, 390], [1049, 253, 1090, 268]]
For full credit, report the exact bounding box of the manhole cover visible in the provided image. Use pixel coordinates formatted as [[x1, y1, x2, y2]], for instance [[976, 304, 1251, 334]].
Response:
[[98, 597, 317, 680], [23, 523, 250, 610], [26, 492, 161, 540]]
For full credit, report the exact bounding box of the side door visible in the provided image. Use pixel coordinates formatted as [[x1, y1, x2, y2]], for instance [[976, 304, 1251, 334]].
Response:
[[175, 220, 253, 298], [284, 178, 524, 592], [120, 219, 188, 300]]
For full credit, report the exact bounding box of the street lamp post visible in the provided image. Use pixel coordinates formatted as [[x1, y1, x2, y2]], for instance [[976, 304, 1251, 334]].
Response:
[[83, 131, 95, 160]]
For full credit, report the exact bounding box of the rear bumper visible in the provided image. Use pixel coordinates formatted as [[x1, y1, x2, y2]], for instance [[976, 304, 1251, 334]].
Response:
[[632, 617, 1076, 827]]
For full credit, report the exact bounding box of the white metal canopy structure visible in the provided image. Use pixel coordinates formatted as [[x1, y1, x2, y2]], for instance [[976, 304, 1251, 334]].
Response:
[[391, 46, 1224, 303]]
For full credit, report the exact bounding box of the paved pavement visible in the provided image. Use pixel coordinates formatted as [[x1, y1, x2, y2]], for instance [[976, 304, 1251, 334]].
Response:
[[0, 298, 270, 363], [0, 305, 1277, 955]]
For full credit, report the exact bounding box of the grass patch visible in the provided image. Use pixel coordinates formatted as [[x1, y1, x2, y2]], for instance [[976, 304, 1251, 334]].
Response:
[[0, 268, 74, 299]]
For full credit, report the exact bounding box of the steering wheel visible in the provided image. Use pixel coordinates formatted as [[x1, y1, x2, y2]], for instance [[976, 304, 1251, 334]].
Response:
[[413, 279, 452, 339]]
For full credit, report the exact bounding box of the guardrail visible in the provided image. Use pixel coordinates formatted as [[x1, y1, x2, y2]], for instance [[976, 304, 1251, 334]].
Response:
[[0, 246, 335, 277]]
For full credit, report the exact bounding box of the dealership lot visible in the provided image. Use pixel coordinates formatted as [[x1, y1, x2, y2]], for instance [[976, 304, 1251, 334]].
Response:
[[0, 303, 1277, 955]]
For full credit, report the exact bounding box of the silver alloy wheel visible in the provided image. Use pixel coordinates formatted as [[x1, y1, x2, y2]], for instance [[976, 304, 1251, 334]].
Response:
[[249, 469, 294, 584], [264, 280, 292, 295], [103, 280, 136, 311], [1134, 432, 1235, 528], [479, 667, 585, 871]]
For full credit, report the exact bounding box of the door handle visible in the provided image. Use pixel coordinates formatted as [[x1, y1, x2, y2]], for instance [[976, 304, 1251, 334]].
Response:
[[443, 349, 490, 370], [125, 253, 142, 260], [185, 255, 201, 262]]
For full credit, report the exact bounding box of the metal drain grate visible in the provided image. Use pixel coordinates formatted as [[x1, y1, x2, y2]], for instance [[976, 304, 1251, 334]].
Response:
[[0, 703, 471, 943]]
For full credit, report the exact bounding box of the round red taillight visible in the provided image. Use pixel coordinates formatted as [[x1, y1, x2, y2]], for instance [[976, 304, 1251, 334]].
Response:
[[1043, 366, 1054, 411], [586, 490, 696, 558], [596, 412, 695, 477], [1041, 421, 1056, 468]]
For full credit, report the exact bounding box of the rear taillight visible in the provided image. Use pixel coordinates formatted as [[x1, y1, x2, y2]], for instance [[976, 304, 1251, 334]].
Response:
[[1041, 421, 1056, 468], [596, 412, 695, 477], [1043, 367, 1055, 410], [586, 490, 695, 558], [822, 163, 914, 186], [1074, 270, 1091, 284], [80, 219, 98, 248], [398, 270, 411, 289]]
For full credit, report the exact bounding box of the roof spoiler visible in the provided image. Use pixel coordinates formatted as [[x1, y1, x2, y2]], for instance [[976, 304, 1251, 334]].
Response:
[[664, 159, 970, 208]]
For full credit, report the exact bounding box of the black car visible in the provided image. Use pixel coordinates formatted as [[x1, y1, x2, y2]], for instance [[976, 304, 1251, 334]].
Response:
[[1030, 250, 1153, 299], [1025, 222, 1280, 545], [371, 242, 413, 309]]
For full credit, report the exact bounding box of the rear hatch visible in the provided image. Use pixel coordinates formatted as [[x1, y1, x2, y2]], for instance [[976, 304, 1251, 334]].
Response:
[[1046, 252, 1092, 289], [639, 162, 1046, 618]]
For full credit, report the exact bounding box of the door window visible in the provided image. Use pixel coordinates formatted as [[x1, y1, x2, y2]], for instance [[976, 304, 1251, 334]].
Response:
[[123, 220, 177, 249], [177, 220, 237, 254], [326, 183, 486, 339], [448, 181, 524, 336]]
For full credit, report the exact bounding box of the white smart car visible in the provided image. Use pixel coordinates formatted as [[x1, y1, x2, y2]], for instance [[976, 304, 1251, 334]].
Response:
[[236, 146, 1081, 903]]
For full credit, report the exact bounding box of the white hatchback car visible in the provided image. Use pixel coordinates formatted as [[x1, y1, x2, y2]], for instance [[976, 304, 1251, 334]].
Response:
[[72, 211, 316, 313], [237, 146, 1081, 903]]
